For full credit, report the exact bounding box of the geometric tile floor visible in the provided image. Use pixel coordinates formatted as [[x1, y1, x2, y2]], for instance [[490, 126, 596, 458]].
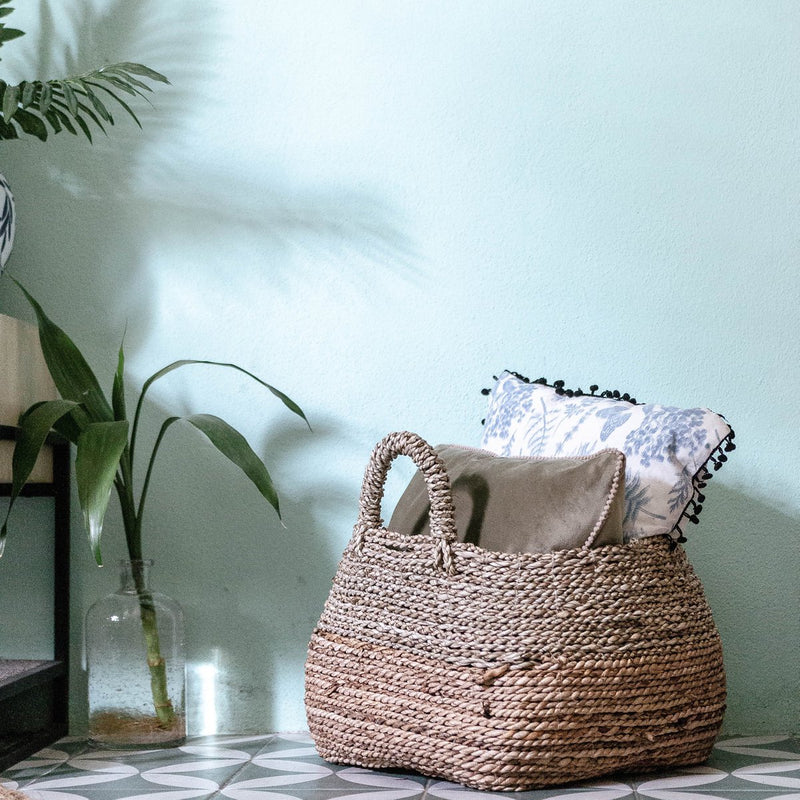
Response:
[[1, 733, 799, 800]]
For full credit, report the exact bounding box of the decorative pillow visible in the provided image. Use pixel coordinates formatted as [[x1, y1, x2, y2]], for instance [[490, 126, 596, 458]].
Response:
[[480, 371, 736, 542], [388, 445, 625, 554]]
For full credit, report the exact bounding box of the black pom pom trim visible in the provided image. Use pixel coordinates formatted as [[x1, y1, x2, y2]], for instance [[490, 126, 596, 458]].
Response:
[[480, 370, 641, 417], [498, 370, 644, 406], [675, 418, 736, 537]]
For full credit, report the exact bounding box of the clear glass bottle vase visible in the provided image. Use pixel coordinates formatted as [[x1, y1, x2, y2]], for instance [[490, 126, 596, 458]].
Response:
[[85, 559, 186, 747]]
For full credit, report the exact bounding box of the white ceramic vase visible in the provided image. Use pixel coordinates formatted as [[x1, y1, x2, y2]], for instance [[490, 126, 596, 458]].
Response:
[[0, 172, 15, 271]]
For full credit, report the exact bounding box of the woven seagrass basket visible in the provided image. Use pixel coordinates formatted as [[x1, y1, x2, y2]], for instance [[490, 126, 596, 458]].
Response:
[[305, 431, 726, 791]]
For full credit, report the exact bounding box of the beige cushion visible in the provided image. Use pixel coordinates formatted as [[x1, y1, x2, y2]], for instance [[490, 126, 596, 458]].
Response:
[[388, 445, 626, 554]]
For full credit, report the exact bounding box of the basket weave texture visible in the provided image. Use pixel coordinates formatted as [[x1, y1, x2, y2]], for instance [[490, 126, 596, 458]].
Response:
[[305, 432, 726, 791]]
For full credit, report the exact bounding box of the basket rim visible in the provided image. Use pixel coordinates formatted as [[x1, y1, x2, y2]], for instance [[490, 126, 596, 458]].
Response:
[[352, 524, 677, 570]]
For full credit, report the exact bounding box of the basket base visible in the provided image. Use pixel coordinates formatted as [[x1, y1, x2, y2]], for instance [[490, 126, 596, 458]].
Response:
[[306, 630, 726, 791]]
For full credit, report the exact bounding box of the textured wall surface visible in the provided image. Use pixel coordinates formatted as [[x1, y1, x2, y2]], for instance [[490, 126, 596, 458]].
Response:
[[0, 1, 797, 735]]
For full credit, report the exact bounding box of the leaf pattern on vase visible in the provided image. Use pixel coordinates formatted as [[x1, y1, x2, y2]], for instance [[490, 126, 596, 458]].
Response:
[[0, 173, 15, 269]]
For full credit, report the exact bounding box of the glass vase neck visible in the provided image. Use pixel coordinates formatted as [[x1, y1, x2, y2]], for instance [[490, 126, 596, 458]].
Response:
[[119, 558, 155, 592]]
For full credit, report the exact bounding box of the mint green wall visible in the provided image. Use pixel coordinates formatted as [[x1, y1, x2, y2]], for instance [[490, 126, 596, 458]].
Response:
[[0, 1, 797, 735]]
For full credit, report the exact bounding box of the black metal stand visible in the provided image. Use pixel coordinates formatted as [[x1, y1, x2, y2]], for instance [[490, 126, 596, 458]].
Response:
[[0, 424, 70, 770]]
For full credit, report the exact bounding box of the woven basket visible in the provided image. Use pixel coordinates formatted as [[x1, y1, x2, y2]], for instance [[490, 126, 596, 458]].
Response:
[[305, 431, 726, 791]]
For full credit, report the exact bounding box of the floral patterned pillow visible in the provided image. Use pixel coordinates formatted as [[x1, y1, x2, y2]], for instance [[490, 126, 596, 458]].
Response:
[[480, 371, 736, 542]]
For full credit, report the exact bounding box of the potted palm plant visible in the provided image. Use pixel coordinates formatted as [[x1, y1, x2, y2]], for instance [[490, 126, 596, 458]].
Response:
[[1, 279, 308, 744]]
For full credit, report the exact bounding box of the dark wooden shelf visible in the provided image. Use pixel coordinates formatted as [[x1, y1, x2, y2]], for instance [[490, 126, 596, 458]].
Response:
[[0, 425, 70, 771], [0, 659, 67, 700]]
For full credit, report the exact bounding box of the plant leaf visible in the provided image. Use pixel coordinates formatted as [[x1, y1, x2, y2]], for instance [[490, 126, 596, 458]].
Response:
[[43, 107, 62, 134], [75, 421, 129, 565], [0, 115, 18, 138], [130, 359, 308, 471], [83, 81, 141, 128], [58, 93, 107, 137], [51, 107, 76, 135], [60, 81, 78, 116], [101, 68, 154, 94], [110, 62, 169, 84], [12, 106, 47, 140], [48, 98, 94, 134], [2, 82, 18, 121], [0, 399, 79, 556], [79, 81, 112, 122], [12, 400, 78, 495], [112, 338, 126, 422], [71, 110, 92, 141], [0, 27, 24, 45], [39, 82, 52, 113], [186, 413, 281, 516], [20, 80, 33, 106], [47, 405, 91, 444], [13, 279, 114, 422], [140, 360, 309, 428], [94, 74, 138, 96]]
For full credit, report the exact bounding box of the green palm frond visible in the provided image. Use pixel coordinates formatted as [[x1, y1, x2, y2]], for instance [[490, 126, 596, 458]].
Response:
[[0, 3, 167, 141], [0, 63, 169, 142]]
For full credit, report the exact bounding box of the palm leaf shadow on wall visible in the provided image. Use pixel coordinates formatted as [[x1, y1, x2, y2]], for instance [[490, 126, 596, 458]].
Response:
[[7, 0, 416, 351]]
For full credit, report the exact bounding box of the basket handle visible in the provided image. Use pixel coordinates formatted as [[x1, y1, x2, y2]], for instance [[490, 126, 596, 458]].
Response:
[[353, 431, 458, 574]]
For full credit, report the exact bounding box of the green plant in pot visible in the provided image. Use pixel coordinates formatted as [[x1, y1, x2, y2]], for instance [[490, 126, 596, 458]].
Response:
[[1, 279, 309, 744]]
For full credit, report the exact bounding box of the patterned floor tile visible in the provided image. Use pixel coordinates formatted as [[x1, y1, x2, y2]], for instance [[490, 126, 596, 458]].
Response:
[[1, 734, 274, 800], [621, 735, 800, 795], [250, 734, 639, 799], [1, 739, 87, 786], [226, 732, 429, 796], [425, 778, 636, 800], [1, 734, 798, 800], [633, 793, 797, 800]]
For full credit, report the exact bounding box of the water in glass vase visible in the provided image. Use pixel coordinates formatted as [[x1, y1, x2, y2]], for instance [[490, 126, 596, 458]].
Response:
[[85, 559, 186, 747]]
